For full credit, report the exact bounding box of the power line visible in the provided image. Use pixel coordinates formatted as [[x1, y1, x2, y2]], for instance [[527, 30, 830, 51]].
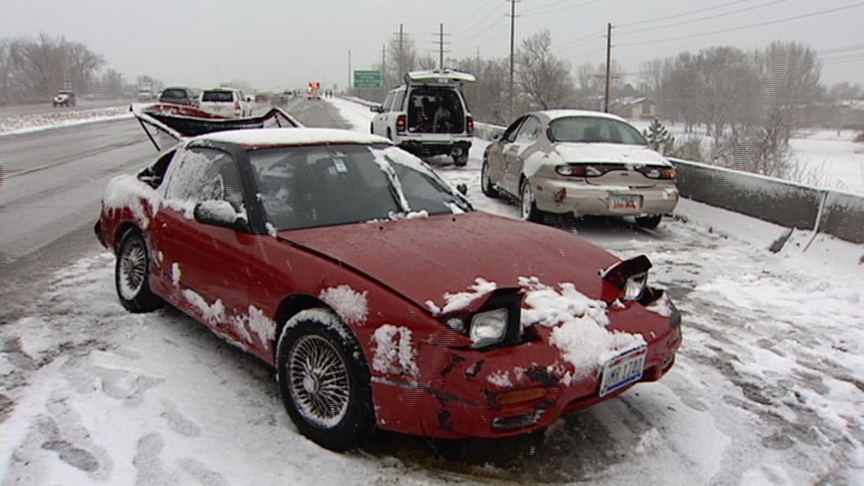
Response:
[[617, 0, 789, 36], [552, 32, 605, 55], [450, 0, 499, 30], [823, 55, 864, 65], [568, 47, 606, 60], [617, 3, 864, 48], [456, 8, 507, 44], [520, 0, 573, 14], [616, 0, 754, 28], [818, 43, 864, 55], [522, 0, 601, 17]]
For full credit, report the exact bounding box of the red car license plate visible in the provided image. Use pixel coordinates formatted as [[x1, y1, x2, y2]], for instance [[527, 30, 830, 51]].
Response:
[[599, 346, 647, 397], [610, 194, 642, 210]]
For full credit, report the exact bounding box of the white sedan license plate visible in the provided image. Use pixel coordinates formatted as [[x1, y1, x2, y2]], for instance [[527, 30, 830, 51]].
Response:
[[610, 194, 642, 210], [599, 346, 647, 397]]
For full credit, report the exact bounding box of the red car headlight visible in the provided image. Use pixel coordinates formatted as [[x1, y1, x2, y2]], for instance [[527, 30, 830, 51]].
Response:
[[469, 308, 509, 348]]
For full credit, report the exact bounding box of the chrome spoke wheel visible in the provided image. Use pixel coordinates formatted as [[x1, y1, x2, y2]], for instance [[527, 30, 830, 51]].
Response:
[[288, 335, 350, 428], [118, 238, 147, 299]]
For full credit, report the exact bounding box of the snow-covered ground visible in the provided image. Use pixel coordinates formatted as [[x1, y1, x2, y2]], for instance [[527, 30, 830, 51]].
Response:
[[0, 105, 132, 136], [1, 99, 863, 485], [625, 119, 864, 195]]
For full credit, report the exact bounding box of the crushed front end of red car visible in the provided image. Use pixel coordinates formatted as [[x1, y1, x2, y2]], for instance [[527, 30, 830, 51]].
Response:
[[293, 213, 683, 440]]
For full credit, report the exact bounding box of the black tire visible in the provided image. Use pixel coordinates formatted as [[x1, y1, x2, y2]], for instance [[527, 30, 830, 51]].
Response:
[[635, 214, 663, 229], [480, 156, 499, 198], [520, 178, 545, 223], [115, 229, 163, 313], [277, 310, 375, 451], [453, 153, 468, 167]]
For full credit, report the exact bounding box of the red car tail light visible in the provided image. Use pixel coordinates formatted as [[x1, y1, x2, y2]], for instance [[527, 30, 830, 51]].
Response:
[[467, 116, 474, 135], [396, 114, 407, 134], [234, 101, 241, 111]]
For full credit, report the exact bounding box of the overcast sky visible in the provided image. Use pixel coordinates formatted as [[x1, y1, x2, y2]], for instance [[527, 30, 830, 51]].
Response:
[[1, 0, 862, 92]]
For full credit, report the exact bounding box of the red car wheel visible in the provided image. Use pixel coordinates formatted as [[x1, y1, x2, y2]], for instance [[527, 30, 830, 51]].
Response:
[[276, 310, 375, 451], [115, 230, 163, 313]]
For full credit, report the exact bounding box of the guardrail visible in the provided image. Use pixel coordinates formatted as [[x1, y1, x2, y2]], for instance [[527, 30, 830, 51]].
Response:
[[670, 158, 864, 244], [349, 99, 864, 244]]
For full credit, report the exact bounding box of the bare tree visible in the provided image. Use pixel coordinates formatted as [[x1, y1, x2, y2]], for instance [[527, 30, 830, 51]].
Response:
[[828, 81, 862, 100], [514, 30, 574, 111], [454, 57, 509, 125], [695, 46, 759, 147], [574, 60, 624, 111], [659, 52, 703, 132], [741, 41, 822, 177], [0, 33, 103, 103], [637, 59, 664, 99], [385, 31, 418, 88]]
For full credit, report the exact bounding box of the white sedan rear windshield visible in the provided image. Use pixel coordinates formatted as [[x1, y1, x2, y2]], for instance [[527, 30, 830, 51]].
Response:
[[202, 91, 235, 102], [549, 117, 647, 146]]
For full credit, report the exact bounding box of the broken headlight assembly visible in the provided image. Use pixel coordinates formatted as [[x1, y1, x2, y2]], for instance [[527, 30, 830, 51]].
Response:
[[601, 254, 652, 303], [443, 289, 524, 350], [469, 308, 509, 348]]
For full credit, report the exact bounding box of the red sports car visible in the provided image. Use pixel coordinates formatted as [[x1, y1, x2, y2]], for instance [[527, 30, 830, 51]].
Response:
[[95, 121, 682, 452]]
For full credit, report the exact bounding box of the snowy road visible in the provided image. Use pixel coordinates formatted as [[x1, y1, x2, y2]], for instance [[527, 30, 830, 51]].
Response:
[[0, 98, 862, 485]]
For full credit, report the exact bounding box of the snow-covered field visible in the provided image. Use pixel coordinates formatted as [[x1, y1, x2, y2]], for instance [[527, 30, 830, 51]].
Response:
[[624, 119, 864, 195], [0, 105, 132, 136], [1, 99, 863, 485]]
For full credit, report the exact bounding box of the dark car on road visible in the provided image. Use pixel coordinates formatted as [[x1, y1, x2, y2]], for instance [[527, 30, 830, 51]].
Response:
[[158, 86, 200, 106]]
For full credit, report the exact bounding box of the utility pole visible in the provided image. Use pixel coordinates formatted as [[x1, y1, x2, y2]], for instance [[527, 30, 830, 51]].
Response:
[[604, 22, 612, 113], [508, 0, 518, 119], [438, 24, 445, 69], [398, 24, 404, 78]]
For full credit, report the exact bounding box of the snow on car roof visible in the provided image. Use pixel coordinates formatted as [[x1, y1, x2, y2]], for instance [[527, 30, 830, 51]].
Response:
[[538, 109, 630, 123], [196, 127, 392, 147], [405, 69, 476, 84]]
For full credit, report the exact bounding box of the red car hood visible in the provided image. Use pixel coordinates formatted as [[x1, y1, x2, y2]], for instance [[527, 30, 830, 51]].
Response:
[[279, 212, 622, 314]]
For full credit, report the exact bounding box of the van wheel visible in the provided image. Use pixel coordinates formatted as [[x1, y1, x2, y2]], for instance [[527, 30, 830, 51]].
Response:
[[453, 153, 468, 166]]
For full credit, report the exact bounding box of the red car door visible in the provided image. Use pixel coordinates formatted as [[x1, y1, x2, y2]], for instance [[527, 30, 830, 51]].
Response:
[[153, 147, 253, 345]]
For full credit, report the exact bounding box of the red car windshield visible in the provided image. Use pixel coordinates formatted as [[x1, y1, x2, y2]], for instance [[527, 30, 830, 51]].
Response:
[[250, 144, 470, 230]]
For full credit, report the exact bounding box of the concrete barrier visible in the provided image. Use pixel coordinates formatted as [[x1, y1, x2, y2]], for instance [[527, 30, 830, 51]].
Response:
[[671, 158, 864, 244]]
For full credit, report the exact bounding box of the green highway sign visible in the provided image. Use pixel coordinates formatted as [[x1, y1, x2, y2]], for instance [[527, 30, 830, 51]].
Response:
[[354, 70, 383, 88]]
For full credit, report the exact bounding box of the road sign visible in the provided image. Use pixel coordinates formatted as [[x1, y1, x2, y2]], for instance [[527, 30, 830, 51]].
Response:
[[354, 70, 383, 88]]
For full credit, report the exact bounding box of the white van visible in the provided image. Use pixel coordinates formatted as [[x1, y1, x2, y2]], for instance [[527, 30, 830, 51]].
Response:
[[370, 69, 475, 166]]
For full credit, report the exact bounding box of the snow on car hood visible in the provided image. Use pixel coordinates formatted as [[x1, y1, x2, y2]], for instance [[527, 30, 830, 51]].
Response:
[[553, 142, 671, 166], [280, 212, 621, 313]]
